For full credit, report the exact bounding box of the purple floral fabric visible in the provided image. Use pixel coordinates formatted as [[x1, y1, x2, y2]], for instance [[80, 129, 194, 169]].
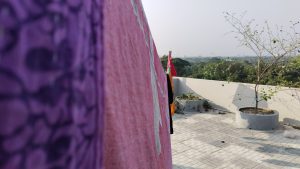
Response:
[[0, 0, 104, 169]]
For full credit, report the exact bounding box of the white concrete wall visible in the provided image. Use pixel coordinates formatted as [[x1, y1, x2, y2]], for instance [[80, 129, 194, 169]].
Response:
[[174, 77, 300, 121]]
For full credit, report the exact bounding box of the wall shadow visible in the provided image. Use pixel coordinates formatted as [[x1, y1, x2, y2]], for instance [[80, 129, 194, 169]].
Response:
[[263, 159, 300, 168], [255, 142, 300, 156], [242, 137, 267, 142], [232, 84, 268, 110], [241, 131, 300, 168]]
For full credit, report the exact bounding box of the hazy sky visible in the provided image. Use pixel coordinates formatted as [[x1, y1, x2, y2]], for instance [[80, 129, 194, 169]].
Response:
[[141, 0, 300, 57]]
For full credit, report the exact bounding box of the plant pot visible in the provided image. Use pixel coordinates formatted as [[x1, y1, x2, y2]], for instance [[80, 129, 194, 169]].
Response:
[[236, 107, 279, 130], [175, 99, 204, 113]]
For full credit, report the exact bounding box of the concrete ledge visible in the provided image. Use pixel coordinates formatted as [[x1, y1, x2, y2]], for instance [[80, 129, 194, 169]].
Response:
[[283, 118, 300, 129], [236, 108, 279, 130]]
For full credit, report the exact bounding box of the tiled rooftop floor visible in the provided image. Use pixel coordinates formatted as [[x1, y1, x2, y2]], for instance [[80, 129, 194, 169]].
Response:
[[171, 111, 300, 169]]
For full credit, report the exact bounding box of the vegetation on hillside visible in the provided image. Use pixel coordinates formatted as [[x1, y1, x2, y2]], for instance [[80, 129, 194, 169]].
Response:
[[160, 55, 191, 76], [160, 56, 300, 88]]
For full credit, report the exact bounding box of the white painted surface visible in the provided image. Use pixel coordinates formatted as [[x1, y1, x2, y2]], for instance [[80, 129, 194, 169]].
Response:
[[174, 77, 300, 121]]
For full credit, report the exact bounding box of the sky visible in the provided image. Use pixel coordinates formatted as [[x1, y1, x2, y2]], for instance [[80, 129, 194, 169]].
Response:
[[141, 0, 300, 57]]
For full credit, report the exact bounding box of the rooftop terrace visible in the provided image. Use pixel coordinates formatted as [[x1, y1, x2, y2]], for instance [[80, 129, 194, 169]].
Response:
[[171, 111, 300, 169]]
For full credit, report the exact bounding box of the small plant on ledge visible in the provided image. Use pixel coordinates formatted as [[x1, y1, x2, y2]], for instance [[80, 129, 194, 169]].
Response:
[[175, 93, 203, 113], [176, 93, 201, 100]]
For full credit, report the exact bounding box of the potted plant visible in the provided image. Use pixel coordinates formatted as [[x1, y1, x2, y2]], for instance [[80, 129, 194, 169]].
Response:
[[225, 12, 300, 130], [175, 93, 204, 113]]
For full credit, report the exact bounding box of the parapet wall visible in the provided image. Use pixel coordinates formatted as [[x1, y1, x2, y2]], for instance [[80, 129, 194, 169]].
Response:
[[174, 77, 300, 122]]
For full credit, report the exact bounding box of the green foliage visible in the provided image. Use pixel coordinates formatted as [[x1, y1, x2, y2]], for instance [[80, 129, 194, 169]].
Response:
[[258, 56, 300, 88], [177, 93, 200, 100], [160, 55, 191, 76], [260, 87, 280, 101], [275, 56, 300, 87], [189, 60, 256, 83], [160, 56, 300, 88]]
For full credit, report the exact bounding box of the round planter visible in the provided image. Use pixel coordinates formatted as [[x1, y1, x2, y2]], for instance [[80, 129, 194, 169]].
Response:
[[236, 107, 279, 130]]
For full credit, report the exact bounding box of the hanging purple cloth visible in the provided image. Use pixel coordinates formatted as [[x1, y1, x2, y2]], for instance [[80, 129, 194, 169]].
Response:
[[0, 1, 104, 169]]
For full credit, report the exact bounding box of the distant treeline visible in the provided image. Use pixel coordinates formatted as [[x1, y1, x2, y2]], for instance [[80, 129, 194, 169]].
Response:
[[161, 56, 300, 88]]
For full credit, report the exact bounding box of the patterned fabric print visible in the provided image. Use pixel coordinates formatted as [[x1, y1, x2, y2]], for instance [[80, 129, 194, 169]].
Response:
[[0, 0, 103, 169]]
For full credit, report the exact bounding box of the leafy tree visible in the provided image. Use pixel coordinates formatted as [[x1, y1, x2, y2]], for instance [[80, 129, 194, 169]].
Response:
[[225, 12, 300, 110], [160, 55, 191, 76]]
